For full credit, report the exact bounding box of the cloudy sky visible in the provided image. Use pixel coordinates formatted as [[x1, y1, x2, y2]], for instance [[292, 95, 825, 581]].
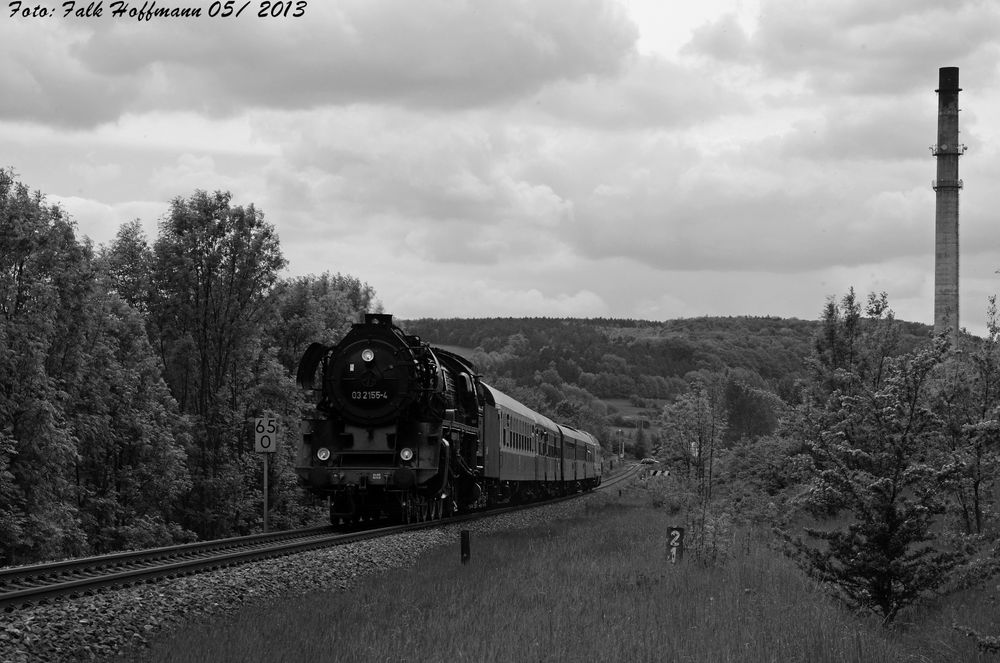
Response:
[[3, 0, 1000, 332]]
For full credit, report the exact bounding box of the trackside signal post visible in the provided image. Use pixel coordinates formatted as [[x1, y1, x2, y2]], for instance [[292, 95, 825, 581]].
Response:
[[254, 417, 278, 532]]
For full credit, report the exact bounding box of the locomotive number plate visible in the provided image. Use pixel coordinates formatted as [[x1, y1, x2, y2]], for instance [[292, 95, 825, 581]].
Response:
[[370, 473, 383, 481], [351, 391, 389, 400]]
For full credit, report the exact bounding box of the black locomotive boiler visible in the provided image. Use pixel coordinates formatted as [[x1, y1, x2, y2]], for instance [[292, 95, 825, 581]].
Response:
[[295, 313, 602, 524]]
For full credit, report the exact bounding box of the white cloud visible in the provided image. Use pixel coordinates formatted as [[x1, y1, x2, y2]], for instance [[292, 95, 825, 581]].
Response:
[[49, 195, 164, 248], [385, 278, 610, 319]]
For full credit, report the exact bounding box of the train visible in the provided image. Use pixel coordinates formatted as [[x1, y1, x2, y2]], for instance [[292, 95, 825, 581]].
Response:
[[295, 313, 602, 524]]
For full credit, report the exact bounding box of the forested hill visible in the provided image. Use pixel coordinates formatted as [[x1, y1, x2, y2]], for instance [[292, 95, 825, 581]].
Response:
[[403, 315, 933, 401], [401, 315, 934, 449]]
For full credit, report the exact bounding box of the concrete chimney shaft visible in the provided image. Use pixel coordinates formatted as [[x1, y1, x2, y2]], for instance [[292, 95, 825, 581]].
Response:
[[933, 66, 961, 337]]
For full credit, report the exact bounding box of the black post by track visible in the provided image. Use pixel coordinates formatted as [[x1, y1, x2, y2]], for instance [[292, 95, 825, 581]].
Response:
[[460, 530, 470, 564]]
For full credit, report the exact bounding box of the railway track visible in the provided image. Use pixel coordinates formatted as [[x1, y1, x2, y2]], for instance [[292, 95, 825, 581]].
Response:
[[0, 467, 637, 612], [0, 525, 345, 612]]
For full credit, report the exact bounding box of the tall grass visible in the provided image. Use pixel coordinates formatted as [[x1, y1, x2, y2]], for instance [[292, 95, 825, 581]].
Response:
[[136, 488, 995, 663]]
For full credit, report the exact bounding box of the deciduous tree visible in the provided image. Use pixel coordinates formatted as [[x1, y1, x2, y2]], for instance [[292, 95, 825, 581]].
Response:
[[0, 169, 88, 562], [147, 190, 286, 538], [787, 294, 963, 624]]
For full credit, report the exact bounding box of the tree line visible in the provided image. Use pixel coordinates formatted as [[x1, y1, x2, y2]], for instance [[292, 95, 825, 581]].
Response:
[[406, 314, 932, 453], [0, 170, 376, 564]]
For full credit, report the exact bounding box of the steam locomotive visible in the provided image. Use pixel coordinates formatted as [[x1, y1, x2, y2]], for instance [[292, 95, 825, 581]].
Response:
[[295, 313, 602, 524]]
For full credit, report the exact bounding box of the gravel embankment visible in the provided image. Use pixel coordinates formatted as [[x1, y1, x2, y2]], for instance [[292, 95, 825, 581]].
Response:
[[0, 495, 597, 663]]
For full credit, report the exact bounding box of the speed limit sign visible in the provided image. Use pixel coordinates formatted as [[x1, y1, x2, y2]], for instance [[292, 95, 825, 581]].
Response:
[[254, 417, 278, 453]]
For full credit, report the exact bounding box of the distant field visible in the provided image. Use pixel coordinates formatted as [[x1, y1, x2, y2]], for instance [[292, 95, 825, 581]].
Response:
[[602, 398, 664, 419], [138, 487, 995, 662], [602, 398, 664, 448]]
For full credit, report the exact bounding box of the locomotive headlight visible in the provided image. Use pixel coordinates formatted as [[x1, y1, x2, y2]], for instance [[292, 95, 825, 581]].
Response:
[[399, 447, 414, 462], [316, 447, 331, 461], [361, 348, 375, 363]]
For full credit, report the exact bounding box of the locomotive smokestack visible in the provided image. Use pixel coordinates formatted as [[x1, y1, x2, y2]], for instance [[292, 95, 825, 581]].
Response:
[[933, 66, 963, 337]]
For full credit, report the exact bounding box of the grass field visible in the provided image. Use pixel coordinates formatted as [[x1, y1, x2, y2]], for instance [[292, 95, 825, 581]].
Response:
[[136, 487, 996, 663]]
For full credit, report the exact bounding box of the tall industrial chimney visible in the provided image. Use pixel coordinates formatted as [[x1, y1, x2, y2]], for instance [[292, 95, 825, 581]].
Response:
[[933, 66, 963, 337]]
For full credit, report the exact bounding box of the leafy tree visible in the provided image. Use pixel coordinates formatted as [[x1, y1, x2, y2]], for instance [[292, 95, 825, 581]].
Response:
[[267, 272, 379, 373], [660, 381, 727, 499], [68, 290, 194, 552], [721, 434, 812, 523], [722, 368, 780, 443], [786, 294, 964, 625], [0, 169, 88, 562], [633, 418, 648, 458], [101, 219, 153, 314], [809, 290, 899, 399], [925, 298, 1000, 536], [147, 190, 286, 538]]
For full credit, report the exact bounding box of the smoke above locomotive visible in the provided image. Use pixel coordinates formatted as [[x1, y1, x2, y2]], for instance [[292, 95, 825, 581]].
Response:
[[295, 313, 602, 524]]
